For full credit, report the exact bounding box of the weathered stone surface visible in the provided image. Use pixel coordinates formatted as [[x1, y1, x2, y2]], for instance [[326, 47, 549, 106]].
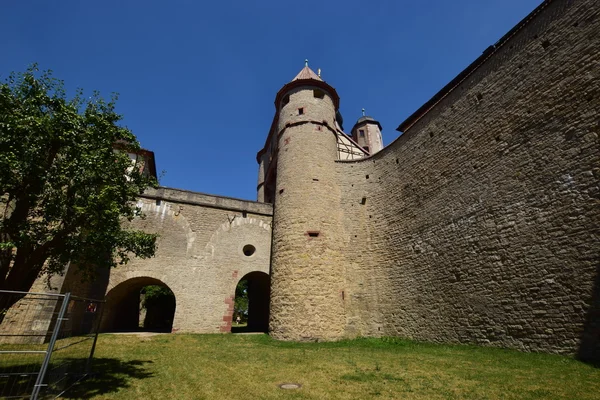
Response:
[[270, 85, 348, 341], [97, 188, 273, 333], [5, 0, 598, 362], [334, 0, 599, 357]]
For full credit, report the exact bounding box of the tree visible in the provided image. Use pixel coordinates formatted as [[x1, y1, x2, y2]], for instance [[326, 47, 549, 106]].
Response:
[[0, 65, 158, 308]]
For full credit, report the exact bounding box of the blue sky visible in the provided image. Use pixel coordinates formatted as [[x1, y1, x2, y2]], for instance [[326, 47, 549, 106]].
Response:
[[2, 0, 541, 201]]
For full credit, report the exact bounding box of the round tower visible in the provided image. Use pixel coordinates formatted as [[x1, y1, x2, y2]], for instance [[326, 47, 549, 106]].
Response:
[[269, 62, 347, 341]]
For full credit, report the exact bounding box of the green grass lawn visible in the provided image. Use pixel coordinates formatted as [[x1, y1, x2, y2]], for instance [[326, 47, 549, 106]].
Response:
[[62, 334, 599, 400]]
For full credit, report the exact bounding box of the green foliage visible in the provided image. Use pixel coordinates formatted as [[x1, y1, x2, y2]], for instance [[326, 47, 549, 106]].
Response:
[[234, 279, 248, 319], [141, 285, 175, 331], [0, 64, 158, 294], [141, 285, 174, 309]]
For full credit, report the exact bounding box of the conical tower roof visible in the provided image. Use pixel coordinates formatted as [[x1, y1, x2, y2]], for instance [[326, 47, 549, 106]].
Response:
[[291, 65, 322, 82], [275, 60, 339, 110]]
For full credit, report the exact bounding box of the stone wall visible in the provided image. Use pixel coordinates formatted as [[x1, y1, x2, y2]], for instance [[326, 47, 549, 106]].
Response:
[[337, 0, 599, 358], [3, 0, 598, 360], [99, 187, 273, 333], [0, 268, 71, 344]]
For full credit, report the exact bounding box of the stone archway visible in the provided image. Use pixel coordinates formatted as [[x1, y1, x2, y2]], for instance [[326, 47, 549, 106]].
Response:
[[100, 277, 176, 333], [232, 271, 270, 333]]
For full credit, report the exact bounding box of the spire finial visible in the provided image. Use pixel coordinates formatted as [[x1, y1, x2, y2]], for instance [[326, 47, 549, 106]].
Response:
[[305, 59, 309, 67], [317, 68, 321, 77], [362, 108, 366, 117]]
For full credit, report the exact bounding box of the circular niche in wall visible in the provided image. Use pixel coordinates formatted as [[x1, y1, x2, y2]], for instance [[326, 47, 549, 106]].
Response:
[[243, 244, 256, 257]]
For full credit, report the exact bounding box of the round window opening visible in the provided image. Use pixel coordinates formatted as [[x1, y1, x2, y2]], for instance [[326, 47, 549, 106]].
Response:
[[243, 244, 256, 257]]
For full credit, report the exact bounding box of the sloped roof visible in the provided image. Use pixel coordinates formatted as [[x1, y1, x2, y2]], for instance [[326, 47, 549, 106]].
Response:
[[291, 66, 322, 82], [258, 64, 341, 163], [353, 116, 382, 131]]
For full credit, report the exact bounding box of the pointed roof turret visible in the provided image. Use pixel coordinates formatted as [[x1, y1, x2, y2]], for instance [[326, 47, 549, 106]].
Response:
[[274, 59, 340, 110], [292, 66, 322, 81], [292, 60, 322, 82]]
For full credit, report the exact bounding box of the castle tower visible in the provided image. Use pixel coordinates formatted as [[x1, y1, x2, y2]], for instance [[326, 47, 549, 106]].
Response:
[[350, 112, 383, 155], [268, 61, 347, 341]]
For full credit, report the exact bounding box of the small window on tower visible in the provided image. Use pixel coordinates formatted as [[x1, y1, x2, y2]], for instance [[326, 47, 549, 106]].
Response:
[[364, 146, 370, 153], [359, 129, 365, 138], [298, 108, 304, 115], [282, 95, 290, 107], [313, 89, 325, 99]]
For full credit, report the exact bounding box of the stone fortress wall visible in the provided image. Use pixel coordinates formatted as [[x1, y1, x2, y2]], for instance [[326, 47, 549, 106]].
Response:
[[3, 186, 273, 341], [88, 0, 598, 358], [63, 187, 274, 334], [334, 0, 599, 358], [6, 0, 597, 361]]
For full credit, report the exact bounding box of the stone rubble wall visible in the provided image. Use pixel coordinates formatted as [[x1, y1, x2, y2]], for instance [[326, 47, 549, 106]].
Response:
[[337, 0, 599, 358]]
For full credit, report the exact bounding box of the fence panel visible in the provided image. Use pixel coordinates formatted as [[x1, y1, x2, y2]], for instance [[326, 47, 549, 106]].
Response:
[[42, 294, 104, 398], [0, 290, 104, 399]]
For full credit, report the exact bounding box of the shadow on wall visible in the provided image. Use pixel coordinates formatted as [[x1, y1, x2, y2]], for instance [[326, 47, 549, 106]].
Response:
[[60, 263, 111, 301], [100, 277, 176, 333], [578, 261, 600, 366]]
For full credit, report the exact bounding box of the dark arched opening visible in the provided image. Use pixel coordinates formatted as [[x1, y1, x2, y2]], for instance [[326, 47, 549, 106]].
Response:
[[232, 271, 270, 333], [100, 277, 176, 333]]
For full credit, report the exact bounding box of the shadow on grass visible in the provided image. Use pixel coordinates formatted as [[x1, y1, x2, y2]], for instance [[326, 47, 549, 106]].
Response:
[[62, 358, 154, 399], [0, 357, 154, 399], [577, 261, 600, 368]]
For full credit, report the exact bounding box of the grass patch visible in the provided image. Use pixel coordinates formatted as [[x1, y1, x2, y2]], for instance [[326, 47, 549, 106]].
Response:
[[56, 334, 599, 399]]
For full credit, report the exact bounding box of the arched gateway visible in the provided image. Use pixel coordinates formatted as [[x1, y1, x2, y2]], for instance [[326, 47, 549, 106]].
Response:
[[101, 277, 176, 332], [231, 271, 270, 333], [99, 187, 273, 334]]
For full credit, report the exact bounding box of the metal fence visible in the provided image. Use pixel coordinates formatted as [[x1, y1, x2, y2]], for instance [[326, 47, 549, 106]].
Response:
[[0, 290, 104, 399]]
